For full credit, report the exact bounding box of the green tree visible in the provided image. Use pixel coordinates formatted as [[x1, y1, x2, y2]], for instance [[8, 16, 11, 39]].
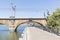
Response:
[[47, 8, 60, 34]]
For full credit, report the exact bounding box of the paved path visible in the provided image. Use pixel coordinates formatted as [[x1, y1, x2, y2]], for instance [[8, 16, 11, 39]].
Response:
[[26, 27, 60, 40]]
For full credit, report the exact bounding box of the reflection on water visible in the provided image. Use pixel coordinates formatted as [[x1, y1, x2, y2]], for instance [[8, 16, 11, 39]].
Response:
[[8, 32, 19, 40], [0, 25, 26, 40], [0, 31, 22, 40]]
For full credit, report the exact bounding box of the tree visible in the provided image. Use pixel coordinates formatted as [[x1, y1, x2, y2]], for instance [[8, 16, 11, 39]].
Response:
[[47, 8, 60, 34]]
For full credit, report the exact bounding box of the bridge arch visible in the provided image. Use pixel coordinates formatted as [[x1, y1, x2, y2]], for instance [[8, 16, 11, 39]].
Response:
[[0, 24, 9, 31], [15, 21, 45, 31], [0, 20, 9, 27], [17, 21, 44, 27], [0, 23, 8, 27], [16, 23, 28, 32]]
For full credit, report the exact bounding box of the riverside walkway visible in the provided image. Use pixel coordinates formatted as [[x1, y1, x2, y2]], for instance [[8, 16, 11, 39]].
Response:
[[24, 27, 60, 40]]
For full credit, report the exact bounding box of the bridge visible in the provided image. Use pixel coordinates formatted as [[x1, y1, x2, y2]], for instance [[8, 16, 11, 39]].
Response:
[[0, 17, 47, 32]]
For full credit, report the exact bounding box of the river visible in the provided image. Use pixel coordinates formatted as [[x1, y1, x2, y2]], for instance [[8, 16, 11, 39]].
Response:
[[0, 25, 26, 40]]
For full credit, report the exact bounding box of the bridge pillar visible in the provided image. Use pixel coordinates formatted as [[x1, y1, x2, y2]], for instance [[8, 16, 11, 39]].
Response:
[[9, 19, 15, 32], [9, 26, 16, 32]]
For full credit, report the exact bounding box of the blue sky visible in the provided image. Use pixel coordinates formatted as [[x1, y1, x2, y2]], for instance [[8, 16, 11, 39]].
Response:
[[0, 0, 60, 18]]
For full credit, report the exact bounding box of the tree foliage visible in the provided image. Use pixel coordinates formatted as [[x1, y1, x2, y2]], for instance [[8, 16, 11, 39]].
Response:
[[47, 8, 60, 29]]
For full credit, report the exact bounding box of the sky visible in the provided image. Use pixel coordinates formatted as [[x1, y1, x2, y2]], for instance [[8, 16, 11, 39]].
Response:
[[0, 0, 60, 18]]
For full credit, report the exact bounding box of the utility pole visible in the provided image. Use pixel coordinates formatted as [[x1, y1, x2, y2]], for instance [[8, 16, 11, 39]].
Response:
[[10, 0, 16, 18]]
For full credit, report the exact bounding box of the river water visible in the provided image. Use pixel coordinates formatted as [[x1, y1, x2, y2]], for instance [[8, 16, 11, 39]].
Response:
[[0, 25, 26, 40]]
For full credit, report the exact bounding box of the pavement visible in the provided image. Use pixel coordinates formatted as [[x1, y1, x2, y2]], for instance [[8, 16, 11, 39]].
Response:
[[26, 27, 60, 40]]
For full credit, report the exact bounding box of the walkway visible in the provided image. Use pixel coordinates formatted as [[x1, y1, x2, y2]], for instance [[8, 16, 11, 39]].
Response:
[[26, 27, 60, 40]]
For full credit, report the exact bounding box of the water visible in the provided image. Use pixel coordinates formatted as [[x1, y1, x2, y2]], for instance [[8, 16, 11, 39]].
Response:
[[0, 25, 26, 40], [0, 31, 21, 40]]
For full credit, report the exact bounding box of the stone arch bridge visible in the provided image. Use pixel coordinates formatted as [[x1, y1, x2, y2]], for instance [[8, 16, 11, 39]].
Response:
[[0, 18, 47, 32]]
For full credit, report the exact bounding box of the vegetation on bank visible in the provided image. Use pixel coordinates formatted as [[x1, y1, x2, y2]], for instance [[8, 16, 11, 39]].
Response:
[[47, 8, 60, 34], [0, 23, 4, 25]]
